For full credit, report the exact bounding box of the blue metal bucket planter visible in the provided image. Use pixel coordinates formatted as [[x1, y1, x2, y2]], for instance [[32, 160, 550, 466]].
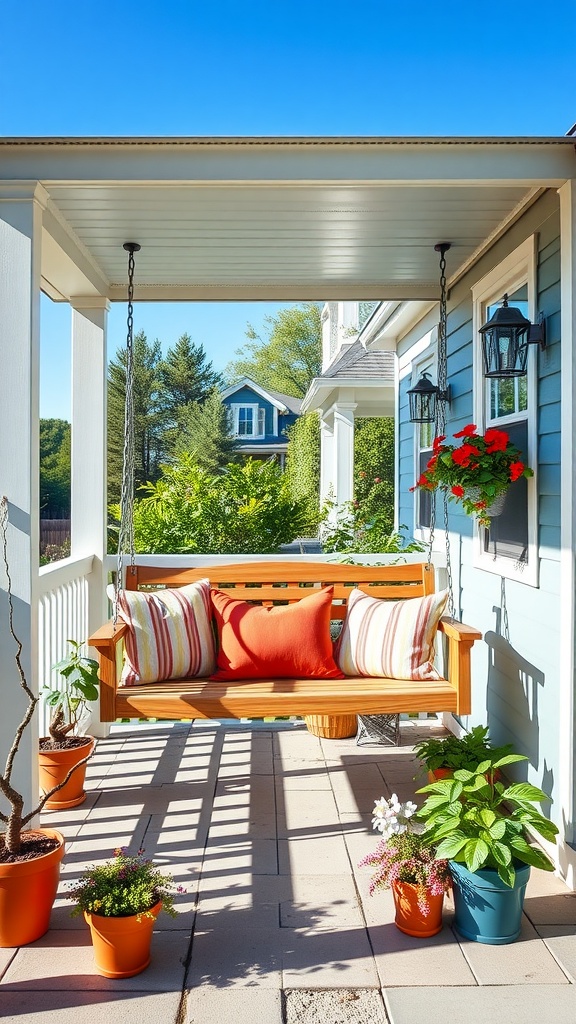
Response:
[[449, 860, 531, 944]]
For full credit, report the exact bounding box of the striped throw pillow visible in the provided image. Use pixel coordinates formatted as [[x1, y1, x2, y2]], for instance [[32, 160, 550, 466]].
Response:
[[336, 587, 448, 680], [117, 579, 216, 686]]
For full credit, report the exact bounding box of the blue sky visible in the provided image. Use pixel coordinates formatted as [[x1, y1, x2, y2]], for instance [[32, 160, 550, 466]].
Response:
[[3, 0, 575, 418]]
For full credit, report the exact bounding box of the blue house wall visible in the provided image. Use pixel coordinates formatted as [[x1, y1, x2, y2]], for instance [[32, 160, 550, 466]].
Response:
[[221, 384, 298, 447], [397, 189, 564, 828]]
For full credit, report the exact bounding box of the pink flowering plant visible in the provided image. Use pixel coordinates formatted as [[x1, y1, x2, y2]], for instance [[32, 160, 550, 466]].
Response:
[[359, 795, 451, 915], [69, 848, 184, 919], [411, 424, 533, 528]]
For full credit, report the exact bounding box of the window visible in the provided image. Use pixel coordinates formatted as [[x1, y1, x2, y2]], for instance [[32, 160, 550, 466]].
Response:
[[472, 237, 538, 586], [230, 404, 266, 439]]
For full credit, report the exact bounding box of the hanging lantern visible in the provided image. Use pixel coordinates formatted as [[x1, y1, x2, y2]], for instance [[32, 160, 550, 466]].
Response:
[[479, 294, 546, 379], [407, 372, 440, 424], [409, 242, 451, 425]]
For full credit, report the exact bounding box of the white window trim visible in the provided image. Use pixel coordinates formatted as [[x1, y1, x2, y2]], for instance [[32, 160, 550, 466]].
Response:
[[471, 235, 539, 587], [411, 332, 438, 544], [230, 402, 266, 440]]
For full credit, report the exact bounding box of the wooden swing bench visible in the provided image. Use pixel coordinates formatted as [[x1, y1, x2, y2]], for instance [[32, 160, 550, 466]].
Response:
[[88, 561, 482, 729]]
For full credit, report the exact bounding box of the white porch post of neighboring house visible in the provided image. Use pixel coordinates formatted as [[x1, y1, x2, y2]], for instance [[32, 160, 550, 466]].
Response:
[[0, 183, 46, 813], [333, 402, 357, 508], [559, 179, 576, 885], [71, 299, 110, 739]]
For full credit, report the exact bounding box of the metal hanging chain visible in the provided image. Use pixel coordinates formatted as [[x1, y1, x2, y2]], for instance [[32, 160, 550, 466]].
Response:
[[427, 243, 456, 617], [115, 242, 141, 623]]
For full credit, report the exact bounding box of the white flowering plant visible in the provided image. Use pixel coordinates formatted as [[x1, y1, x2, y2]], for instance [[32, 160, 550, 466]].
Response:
[[359, 795, 451, 915]]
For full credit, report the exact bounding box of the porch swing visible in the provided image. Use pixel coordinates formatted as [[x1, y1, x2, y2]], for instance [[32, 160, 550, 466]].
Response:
[[88, 244, 482, 727]]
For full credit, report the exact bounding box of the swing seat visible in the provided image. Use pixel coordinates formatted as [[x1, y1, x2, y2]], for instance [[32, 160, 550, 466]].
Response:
[[88, 561, 482, 725]]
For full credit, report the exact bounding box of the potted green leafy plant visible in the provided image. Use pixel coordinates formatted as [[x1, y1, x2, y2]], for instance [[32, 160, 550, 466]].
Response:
[[69, 847, 183, 977], [413, 725, 513, 782], [411, 424, 533, 527], [359, 794, 452, 937], [39, 639, 99, 809], [416, 753, 559, 944]]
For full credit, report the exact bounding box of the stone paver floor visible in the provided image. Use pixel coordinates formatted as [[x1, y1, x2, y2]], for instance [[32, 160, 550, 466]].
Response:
[[1, 719, 576, 1024]]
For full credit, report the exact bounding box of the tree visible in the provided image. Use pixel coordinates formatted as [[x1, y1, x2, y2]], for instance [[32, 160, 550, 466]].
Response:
[[116, 453, 309, 555], [171, 389, 239, 473], [107, 331, 163, 504], [225, 303, 322, 398], [40, 418, 71, 518], [354, 417, 395, 531], [285, 412, 322, 534], [158, 333, 223, 434]]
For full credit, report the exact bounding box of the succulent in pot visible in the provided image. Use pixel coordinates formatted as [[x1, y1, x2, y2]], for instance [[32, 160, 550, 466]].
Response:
[[359, 794, 451, 937], [39, 639, 100, 809], [416, 753, 559, 944]]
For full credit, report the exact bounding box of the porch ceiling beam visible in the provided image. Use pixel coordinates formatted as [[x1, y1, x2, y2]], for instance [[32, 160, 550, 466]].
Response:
[[107, 283, 441, 302], [1, 138, 575, 186]]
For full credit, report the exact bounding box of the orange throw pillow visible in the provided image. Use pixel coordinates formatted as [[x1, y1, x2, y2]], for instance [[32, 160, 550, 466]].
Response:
[[210, 586, 344, 680]]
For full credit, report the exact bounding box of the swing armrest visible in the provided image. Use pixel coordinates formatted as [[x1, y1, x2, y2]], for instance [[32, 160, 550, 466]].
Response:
[[438, 617, 483, 717], [89, 620, 129, 723]]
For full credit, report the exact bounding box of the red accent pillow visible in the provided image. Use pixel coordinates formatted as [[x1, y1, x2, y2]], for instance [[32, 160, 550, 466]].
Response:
[[210, 586, 344, 680]]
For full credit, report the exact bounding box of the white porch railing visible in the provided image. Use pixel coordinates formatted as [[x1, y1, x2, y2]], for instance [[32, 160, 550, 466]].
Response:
[[38, 555, 94, 736]]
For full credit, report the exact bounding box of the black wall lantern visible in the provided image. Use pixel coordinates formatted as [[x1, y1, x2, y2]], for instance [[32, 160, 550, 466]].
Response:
[[407, 372, 450, 424], [479, 294, 546, 379]]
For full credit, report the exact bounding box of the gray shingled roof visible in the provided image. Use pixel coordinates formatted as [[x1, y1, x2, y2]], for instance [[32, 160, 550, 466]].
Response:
[[322, 340, 395, 381], [264, 387, 302, 415]]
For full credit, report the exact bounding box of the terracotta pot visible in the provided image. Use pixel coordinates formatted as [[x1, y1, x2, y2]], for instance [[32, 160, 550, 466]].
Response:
[[0, 828, 65, 947], [84, 901, 162, 978], [392, 880, 444, 938], [304, 715, 357, 739], [39, 736, 95, 810], [427, 767, 502, 785]]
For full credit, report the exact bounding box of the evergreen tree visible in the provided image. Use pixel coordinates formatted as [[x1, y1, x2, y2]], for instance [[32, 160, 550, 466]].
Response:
[[225, 303, 321, 398], [107, 331, 163, 504], [40, 418, 71, 518], [172, 389, 239, 474], [158, 334, 223, 427]]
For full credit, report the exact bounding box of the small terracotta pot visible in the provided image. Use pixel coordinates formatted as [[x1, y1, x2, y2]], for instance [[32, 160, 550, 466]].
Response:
[[84, 901, 162, 978], [0, 828, 65, 947], [427, 767, 502, 785], [39, 736, 95, 810], [392, 880, 444, 937], [304, 715, 357, 739]]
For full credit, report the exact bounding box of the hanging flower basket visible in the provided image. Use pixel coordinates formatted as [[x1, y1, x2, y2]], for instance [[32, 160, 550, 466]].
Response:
[[411, 424, 533, 528]]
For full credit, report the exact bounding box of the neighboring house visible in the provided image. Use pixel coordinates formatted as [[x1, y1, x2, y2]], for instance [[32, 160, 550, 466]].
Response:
[[302, 301, 396, 510], [220, 377, 301, 467]]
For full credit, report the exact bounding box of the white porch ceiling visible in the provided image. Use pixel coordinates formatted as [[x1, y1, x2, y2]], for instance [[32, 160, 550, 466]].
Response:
[[1, 137, 575, 302]]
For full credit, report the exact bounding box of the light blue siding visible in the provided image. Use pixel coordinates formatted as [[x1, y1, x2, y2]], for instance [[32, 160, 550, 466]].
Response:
[[397, 190, 564, 827]]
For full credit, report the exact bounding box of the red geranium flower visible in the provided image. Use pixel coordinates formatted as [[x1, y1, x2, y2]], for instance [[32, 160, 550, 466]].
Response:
[[484, 427, 509, 453], [432, 434, 446, 453], [451, 484, 465, 498], [453, 424, 478, 438], [509, 461, 525, 482]]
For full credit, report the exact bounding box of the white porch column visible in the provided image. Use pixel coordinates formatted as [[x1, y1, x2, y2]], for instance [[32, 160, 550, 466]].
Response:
[[0, 184, 46, 812], [333, 402, 357, 507], [70, 298, 110, 738], [558, 179, 576, 884]]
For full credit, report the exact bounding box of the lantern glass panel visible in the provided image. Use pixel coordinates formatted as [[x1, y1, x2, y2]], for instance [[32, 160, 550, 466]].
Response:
[[486, 287, 529, 401]]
